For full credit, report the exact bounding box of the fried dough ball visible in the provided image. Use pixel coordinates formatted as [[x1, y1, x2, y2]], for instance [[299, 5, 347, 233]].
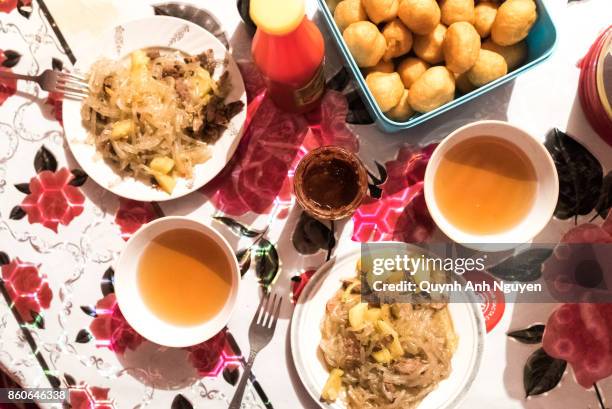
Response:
[[363, 60, 395, 75], [408, 66, 456, 112], [491, 0, 537, 46], [366, 72, 405, 112], [397, 0, 441, 35], [443, 22, 480, 74], [455, 72, 475, 94], [382, 19, 413, 61], [363, 0, 399, 24], [413, 23, 447, 64], [334, 0, 368, 32], [439, 0, 474, 25], [343, 21, 387, 67], [474, 2, 498, 37], [466, 49, 507, 86], [482, 38, 527, 70], [387, 89, 414, 121], [397, 57, 430, 88]]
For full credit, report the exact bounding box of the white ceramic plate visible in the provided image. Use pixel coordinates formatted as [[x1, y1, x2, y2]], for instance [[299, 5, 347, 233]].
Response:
[[291, 247, 485, 409], [63, 16, 247, 201]]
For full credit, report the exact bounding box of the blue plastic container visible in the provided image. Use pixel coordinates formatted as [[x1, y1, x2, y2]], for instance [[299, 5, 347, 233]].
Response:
[[317, 0, 557, 133]]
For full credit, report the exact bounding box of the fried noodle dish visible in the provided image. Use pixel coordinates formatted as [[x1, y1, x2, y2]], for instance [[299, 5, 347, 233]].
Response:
[[81, 49, 244, 194], [320, 277, 457, 409]]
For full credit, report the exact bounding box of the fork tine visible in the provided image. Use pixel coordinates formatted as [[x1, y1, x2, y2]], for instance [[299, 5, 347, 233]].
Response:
[[55, 84, 88, 96], [262, 294, 277, 327], [259, 292, 274, 325], [254, 292, 269, 325], [60, 72, 87, 82], [58, 78, 89, 90], [269, 296, 282, 330], [61, 91, 87, 100]]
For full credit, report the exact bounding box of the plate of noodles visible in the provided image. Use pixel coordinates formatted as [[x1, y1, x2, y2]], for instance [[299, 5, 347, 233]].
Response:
[[62, 16, 247, 201], [291, 246, 485, 409]]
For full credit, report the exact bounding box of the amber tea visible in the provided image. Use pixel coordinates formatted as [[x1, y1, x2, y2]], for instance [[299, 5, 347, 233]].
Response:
[[434, 136, 537, 235], [138, 228, 232, 326]]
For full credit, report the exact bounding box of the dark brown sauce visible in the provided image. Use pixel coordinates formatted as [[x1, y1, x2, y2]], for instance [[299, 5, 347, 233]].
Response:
[[302, 158, 360, 210]]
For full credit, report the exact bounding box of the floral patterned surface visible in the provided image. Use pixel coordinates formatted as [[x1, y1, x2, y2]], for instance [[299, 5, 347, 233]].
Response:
[[0, 1, 611, 409]]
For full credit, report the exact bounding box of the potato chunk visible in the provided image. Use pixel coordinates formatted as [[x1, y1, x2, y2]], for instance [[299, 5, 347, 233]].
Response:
[[321, 368, 344, 402], [372, 347, 393, 363], [111, 119, 134, 140], [154, 173, 176, 194], [150, 157, 175, 174], [348, 303, 368, 330]]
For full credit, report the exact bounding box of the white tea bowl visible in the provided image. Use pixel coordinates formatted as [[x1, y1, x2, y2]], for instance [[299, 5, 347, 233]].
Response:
[[114, 216, 240, 347], [424, 120, 559, 249]]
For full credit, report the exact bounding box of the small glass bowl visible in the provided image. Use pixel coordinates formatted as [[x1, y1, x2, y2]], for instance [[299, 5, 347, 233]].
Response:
[[293, 146, 368, 220]]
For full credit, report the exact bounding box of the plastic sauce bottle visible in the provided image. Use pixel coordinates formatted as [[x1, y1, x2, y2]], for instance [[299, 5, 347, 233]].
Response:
[[250, 0, 325, 113]]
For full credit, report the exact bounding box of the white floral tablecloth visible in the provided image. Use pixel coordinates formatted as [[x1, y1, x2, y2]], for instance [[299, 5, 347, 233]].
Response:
[[0, 0, 611, 408]]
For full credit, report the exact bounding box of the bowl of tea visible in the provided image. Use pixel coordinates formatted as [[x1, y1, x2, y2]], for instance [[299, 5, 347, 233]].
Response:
[[114, 216, 240, 347], [424, 121, 558, 246]]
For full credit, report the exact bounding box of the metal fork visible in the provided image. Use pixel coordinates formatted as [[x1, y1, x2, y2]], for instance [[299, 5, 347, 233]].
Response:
[[0, 69, 88, 99], [229, 292, 283, 409]]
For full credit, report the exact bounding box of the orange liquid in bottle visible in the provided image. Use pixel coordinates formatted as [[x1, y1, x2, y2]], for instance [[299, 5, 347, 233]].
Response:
[[251, 0, 325, 113]]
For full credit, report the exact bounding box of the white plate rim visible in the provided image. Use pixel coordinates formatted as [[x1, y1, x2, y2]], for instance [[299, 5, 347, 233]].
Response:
[[62, 15, 247, 202], [290, 245, 486, 409]]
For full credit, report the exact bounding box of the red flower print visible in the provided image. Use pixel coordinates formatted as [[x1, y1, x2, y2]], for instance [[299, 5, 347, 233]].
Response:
[[291, 270, 316, 303], [543, 303, 612, 388], [0, 50, 17, 106], [558, 209, 612, 244], [114, 198, 156, 241], [0, 0, 18, 14], [20, 168, 85, 232], [542, 210, 612, 388], [352, 144, 437, 243], [187, 329, 227, 375], [1, 258, 52, 323], [89, 294, 143, 354], [69, 386, 114, 409], [306, 90, 360, 153], [45, 91, 63, 125], [542, 210, 612, 302]]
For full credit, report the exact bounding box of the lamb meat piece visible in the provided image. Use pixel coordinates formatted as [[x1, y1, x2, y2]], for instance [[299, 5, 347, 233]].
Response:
[[393, 358, 428, 376], [185, 49, 216, 74], [146, 50, 161, 60], [162, 64, 184, 79], [196, 99, 245, 143]]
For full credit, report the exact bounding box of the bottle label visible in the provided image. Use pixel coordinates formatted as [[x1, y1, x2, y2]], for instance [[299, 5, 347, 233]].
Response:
[[294, 63, 325, 107]]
